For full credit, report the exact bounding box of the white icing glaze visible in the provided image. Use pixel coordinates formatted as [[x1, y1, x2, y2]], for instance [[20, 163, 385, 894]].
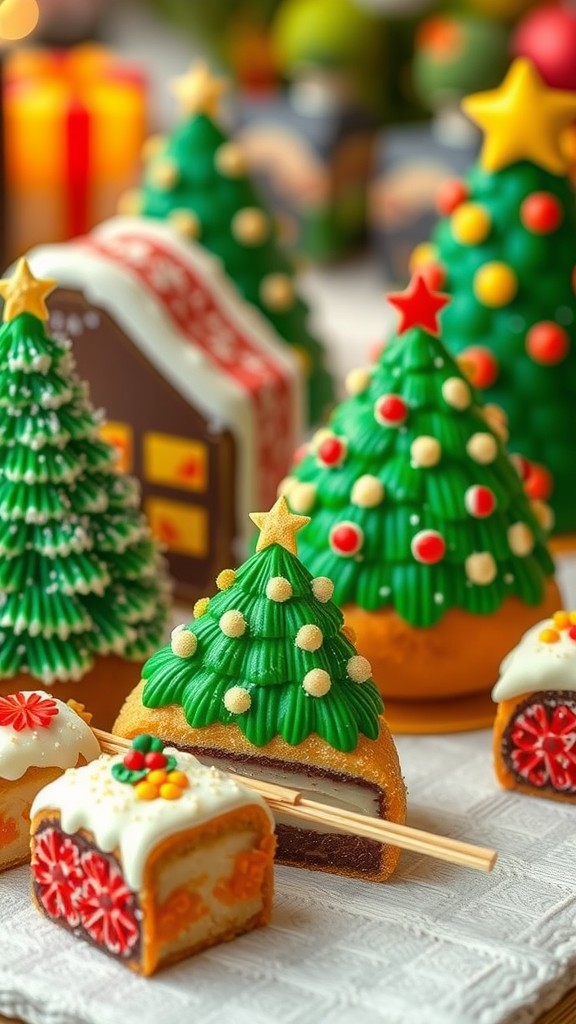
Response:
[[0, 692, 100, 782], [30, 749, 273, 891], [25, 217, 305, 554], [492, 620, 576, 703]]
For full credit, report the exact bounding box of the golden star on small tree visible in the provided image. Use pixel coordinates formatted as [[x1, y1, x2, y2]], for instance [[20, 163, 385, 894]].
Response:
[[463, 58, 576, 175], [250, 496, 310, 555], [170, 62, 227, 119], [0, 259, 57, 323]]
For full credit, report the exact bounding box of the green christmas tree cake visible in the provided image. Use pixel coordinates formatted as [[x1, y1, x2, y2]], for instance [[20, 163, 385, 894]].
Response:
[[0, 260, 171, 728], [279, 271, 561, 732], [121, 63, 334, 426], [114, 496, 406, 882], [412, 58, 576, 535]]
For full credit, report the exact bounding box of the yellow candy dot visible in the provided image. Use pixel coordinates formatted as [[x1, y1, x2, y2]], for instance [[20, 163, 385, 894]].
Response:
[[160, 783, 183, 801], [147, 770, 168, 786], [216, 568, 236, 591], [474, 262, 518, 308], [570, 612, 576, 625], [135, 781, 158, 801], [539, 628, 560, 644], [167, 771, 189, 789], [409, 242, 436, 271], [553, 611, 570, 630], [194, 597, 210, 618], [451, 203, 491, 245]]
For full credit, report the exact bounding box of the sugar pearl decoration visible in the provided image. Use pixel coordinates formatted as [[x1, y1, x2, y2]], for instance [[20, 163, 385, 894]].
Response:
[[141, 134, 166, 161], [531, 500, 554, 533], [266, 576, 293, 602], [261, 273, 295, 311], [149, 159, 178, 189], [312, 428, 332, 451], [351, 475, 384, 508], [508, 522, 534, 557], [345, 367, 371, 396], [171, 629, 198, 658], [277, 476, 296, 497], [442, 377, 471, 410], [216, 568, 236, 591], [411, 436, 441, 468], [215, 141, 246, 178], [466, 432, 498, 464], [193, 597, 210, 618], [295, 624, 323, 651], [289, 482, 317, 514], [219, 610, 247, 638], [465, 552, 497, 585], [232, 207, 269, 246], [302, 669, 331, 697], [117, 189, 142, 216], [168, 209, 200, 239], [224, 686, 252, 714], [347, 655, 372, 683], [312, 577, 334, 603]]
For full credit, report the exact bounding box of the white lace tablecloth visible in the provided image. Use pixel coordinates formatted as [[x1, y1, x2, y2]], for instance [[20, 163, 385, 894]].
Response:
[[1, 727, 575, 1024]]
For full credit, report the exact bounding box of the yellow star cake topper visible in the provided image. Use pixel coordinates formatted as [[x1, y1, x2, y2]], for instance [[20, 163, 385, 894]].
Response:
[[170, 63, 228, 118], [0, 259, 57, 323], [250, 496, 310, 555], [463, 58, 576, 175]]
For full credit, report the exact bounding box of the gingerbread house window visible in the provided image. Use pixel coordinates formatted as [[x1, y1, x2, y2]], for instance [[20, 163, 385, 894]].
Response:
[[100, 421, 133, 474], [145, 497, 208, 558], [143, 432, 208, 493]]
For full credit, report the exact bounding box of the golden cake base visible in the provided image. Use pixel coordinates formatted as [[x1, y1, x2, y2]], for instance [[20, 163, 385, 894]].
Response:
[[549, 532, 576, 555], [384, 689, 496, 735]]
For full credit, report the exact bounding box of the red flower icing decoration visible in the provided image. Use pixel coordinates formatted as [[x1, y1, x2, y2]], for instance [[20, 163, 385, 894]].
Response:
[[32, 828, 83, 927], [0, 692, 59, 732], [509, 700, 576, 793], [77, 850, 140, 957]]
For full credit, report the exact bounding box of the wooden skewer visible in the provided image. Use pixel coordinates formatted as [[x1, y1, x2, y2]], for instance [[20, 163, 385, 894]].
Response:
[[94, 729, 497, 873]]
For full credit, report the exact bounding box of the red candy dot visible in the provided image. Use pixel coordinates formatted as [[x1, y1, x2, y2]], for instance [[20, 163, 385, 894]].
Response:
[[526, 322, 570, 365], [436, 178, 468, 216], [411, 529, 446, 565], [459, 346, 499, 389], [329, 521, 364, 557], [292, 443, 308, 465], [569, 626, 576, 642], [524, 463, 554, 501], [317, 435, 347, 467], [419, 261, 446, 292], [465, 485, 496, 518], [511, 454, 531, 481], [374, 394, 408, 426], [123, 750, 145, 771], [520, 192, 563, 234], [144, 751, 168, 770]]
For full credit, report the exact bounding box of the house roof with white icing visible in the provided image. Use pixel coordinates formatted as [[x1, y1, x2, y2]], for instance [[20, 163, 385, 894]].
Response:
[[0, 692, 100, 782], [30, 749, 273, 890], [25, 216, 304, 551], [492, 612, 576, 704]]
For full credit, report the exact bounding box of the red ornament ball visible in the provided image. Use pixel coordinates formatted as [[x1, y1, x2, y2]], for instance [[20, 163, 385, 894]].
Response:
[[526, 322, 570, 365], [569, 626, 576, 643], [459, 346, 499, 389], [512, 3, 576, 91], [329, 521, 364, 557], [123, 750, 145, 771], [374, 394, 408, 427], [511, 453, 531, 482], [436, 178, 468, 217], [465, 485, 496, 518], [292, 443, 308, 466], [521, 192, 563, 234], [411, 529, 446, 565], [524, 463, 554, 501], [144, 751, 168, 770], [317, 435, 347, 467]]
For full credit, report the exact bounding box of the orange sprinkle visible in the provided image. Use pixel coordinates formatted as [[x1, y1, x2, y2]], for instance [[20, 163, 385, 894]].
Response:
[[539, 628, 560, 644], [160, 783, 183, 801], [135, 781, 158, 801], [553, 611, 570, 630], [167, 771, 189, 789], [147, 770, 168, 786]]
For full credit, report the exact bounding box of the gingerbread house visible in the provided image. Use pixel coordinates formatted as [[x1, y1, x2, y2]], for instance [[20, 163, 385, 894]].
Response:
[[24, 217, 305, 599]]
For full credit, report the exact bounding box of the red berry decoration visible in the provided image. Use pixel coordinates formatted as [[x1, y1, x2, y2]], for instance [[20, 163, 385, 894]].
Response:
[[374, 394, 408, 427], [569, 626, 576, 643], [144, 751, 168, 770], [292, 443, 308, 466], [520, 192, 563, 234], [465, 485, 496, 518], [411, 529, 446, 565], [329, 521, 364, 557], [317, 435, 347, 467], [511, 453, 531, 482], [459, 346, 499, 389], [524, 462, 554, 501], [436, 178, 468, 217], [123, 750, 146, 771], [526, 322, 570, 365]]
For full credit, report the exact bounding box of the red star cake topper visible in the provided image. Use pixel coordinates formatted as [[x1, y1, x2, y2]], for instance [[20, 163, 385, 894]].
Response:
[[387, 273, 450, 338]]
